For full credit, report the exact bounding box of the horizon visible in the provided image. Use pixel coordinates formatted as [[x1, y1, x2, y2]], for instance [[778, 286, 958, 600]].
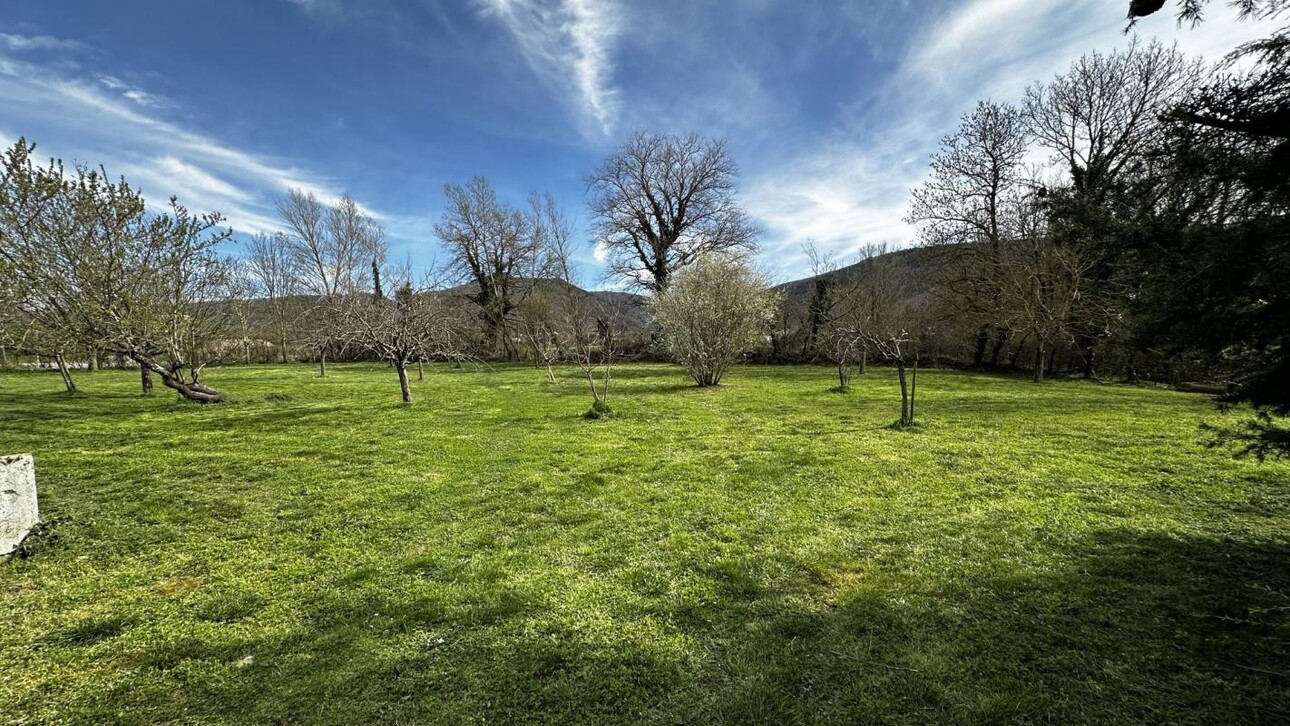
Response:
[[0, 0, 1273, 284]]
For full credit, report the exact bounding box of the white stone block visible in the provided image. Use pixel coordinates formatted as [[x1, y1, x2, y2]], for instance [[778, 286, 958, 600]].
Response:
[[1, 454, 38, 555]]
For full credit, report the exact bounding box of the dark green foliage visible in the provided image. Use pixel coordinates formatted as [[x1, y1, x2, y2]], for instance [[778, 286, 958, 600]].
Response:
[[583, 399, 613, 419]]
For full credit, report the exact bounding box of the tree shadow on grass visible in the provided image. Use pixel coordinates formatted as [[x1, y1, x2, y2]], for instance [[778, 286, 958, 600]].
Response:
[[19, 529, 1290, 724]]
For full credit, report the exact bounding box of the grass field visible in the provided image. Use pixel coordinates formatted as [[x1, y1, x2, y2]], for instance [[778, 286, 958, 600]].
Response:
[[1, 363, 1287, 724]]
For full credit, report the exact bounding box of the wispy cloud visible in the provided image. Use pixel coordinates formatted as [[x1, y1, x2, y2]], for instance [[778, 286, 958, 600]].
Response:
[[0, 32, 87, 53], [96, 75, 166, 108], [475, 0, 621, 136], [0, 45, 354, 237]]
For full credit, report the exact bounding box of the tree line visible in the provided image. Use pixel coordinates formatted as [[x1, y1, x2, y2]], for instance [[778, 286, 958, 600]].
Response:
[[0, 0, 1285, 448]]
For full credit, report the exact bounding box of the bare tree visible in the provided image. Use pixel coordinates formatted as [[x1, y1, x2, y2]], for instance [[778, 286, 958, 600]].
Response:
[[246, 232, 299, 363], [565, 292, 620, 417], [0, 139, 235, 402], [434, 177, 544, 359], [277, 189, 383, 375], [516, 192, 576, 382], [1025, 41, 1202, 378], [586, 132, 758, 292], [337, 268, 464, 404], [827, 244, 928, 425], [906, 100, 1031, 369], [998, 234, 1092, 383], [652, 255, 779, 387], [1025, 40, 1201, 199]]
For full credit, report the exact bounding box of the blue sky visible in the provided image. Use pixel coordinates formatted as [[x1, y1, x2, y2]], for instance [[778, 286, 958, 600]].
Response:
[[0, 0, 1274, 284]]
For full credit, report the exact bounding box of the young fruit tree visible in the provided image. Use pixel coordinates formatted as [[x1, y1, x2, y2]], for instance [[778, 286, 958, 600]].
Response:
[[834, 244, 928, 426], [0, 139, 235, 402], [651, 255, 779, 387], [337, 272, 465, 404]]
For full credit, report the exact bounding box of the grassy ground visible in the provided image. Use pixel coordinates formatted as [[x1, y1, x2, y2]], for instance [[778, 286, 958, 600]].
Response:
[[1, 362, 1287, 725]]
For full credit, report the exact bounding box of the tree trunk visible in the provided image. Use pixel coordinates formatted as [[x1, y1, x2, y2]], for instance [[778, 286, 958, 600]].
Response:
[[989, 328, 1009, 369], [859, 350, 867, 375], [972, 325, 989, 369], [55, 354, 76, 393], [318, 347, 327, 378], [546, 363, 556, 383], [910, 354, 918, 424], [141, 364, 154, 395], [417, 359, 425, 381], [1081, 341, 1097, 380], [396, 359, 412, 403], [837, 361, 849, 390], [897, 361, 910, 426], [134, 356, 221, 403], [87, 348, 99, 371], [1009, 332, 1031, 368], [1033, 340, 1046, 383]]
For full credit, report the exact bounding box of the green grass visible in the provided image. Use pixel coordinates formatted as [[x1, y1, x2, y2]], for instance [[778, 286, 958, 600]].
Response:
[[1, 363, 1288, 725]]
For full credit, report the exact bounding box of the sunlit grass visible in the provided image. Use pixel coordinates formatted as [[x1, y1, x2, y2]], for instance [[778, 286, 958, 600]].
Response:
[[1, 362, 1287, 724]]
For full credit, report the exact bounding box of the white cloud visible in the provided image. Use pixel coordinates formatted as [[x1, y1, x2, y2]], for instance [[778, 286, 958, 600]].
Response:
[[97, 75, 166, 108], [0, 33, 86, 53], [0, 49, 355, 238], [475, 0, 621, 136]]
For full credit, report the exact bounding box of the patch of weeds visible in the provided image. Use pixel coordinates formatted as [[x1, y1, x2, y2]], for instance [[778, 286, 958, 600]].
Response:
[[583, 399, 614, 419], [5, 516, 64, 561]]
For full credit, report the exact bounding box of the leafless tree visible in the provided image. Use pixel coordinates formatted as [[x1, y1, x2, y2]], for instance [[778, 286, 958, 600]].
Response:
[[826, 244, 928, 425], [1001, 240, 1090, 383], [246, 232, 299, 363], [434, 177, 546, 359], [1025, 40, 1201, 377], [337, 267, 465, 404], [651, 255, 779, 387], [906, 100, 1031, 369], [565, 292, 620, 417], [516, 192, 576, 382], [1025, 40, 1201, 199], [586, 132, 758, 292], [277, 189, 383, 375]]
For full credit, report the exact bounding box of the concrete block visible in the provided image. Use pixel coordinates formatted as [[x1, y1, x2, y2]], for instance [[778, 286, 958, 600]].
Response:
[[1, 454, 38, 555]]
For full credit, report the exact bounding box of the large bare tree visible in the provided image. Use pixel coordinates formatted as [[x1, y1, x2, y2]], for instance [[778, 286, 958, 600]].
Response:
[[907, 100, 1032, 369], [1025, 40, 1201, 199], [277, 189, 384, 375], [586, 132, 758, 292], [245, 232, 299, 364], [434, 177, 545, 359]]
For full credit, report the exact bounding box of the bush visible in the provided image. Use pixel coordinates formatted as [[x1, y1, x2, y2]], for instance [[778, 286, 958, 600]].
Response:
[[651, 255, 779, 387]]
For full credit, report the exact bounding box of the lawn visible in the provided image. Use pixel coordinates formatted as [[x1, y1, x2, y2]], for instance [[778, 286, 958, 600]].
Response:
[[1, 363, 1287, 724]]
